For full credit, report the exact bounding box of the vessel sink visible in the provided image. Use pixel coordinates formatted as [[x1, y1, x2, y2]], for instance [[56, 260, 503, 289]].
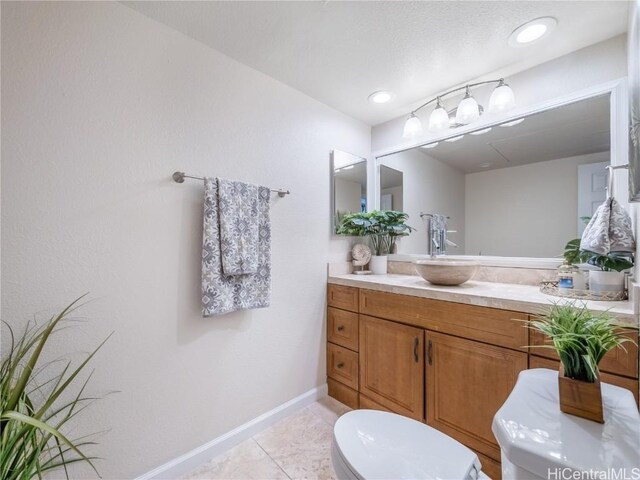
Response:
[[414, 258, 479, 286]]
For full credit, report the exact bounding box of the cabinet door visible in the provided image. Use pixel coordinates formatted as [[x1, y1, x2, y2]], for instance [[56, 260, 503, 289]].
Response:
[[426, 331, 527, 461], [359, 315, 424, 420]]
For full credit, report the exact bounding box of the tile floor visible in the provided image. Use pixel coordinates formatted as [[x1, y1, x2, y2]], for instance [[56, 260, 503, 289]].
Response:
[[181, 397, 352, 480]]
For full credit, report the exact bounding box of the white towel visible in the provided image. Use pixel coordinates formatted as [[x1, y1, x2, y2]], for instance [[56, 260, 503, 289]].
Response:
[[580, 197, 636, 255], [217, 178, 259, 275], [202, 178, 271, 317]]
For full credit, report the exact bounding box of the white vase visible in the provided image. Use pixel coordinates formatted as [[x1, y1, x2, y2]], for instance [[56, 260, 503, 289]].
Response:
[[369, 255, 388, 275], [589, 270, 625, 292]]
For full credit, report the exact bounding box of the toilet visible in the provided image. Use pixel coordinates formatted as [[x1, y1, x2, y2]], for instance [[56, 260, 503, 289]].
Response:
[[331, 409, 489, 480], [493, 369, 640, 479], [332, 370, 640, 480]]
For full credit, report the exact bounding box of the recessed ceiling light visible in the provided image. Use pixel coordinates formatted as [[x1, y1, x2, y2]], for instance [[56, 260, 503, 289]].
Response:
[[508, 17, 556, 47], [470, 128, 492, 136], [445, 135, 464, 143], [479, 162, 493, 168], [500, 118, 525, 127], [368, 91, 393, 104], [421, 142, 439, 149]]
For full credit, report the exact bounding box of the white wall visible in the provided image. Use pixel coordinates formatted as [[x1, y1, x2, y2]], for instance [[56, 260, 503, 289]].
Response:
[[372, 35, 627, 152], [0, 2, 370, 478], [465, 152, 609, 257], [380, 185, 403, 211], [334, 177, 362, 214], [379, 150, 465, 254]]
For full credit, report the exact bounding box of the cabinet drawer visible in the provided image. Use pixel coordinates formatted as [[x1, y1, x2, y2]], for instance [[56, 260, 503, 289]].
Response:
[[328, 378, 359, 409], [328, 307, 359, 351], [360, 289, 527, 351], [328, 284, 359, 312], [529, 327, 638, 379], [327, 343, 359, 390], [529, 355, 639, 404]]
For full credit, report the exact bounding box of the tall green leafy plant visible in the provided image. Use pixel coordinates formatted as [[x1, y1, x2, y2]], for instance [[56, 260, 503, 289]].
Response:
[[528, 303, 636, 382], [1, 297, 111, 480], [337, 210, 414, 255]]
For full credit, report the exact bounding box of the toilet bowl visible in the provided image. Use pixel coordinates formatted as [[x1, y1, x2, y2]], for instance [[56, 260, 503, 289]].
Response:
[[332, 409, 489, 480]]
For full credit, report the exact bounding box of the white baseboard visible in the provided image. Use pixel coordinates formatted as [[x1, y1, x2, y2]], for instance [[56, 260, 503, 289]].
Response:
[[136, 384, 328, 480]]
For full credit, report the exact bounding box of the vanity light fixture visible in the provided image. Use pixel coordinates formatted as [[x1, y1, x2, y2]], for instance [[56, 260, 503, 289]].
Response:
[[421, 142, 439, 149], [403, 113, 423, 138], [500, 118, 525, 127], [445, 135, 464, 143], [470, 128, 492, 135], [368, 91, 394, 104], [401, 78, 515, 139], [455, 87, 480, 125], [508, 17, 557, 47], [428, 98, 450, 132]]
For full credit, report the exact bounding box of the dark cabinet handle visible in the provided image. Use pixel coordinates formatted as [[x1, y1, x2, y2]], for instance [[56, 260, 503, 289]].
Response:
[[337, 325, 345, 331], [413, 337, 419, 363], [337, 362, 344, 369], [428, 340, 433, 365]]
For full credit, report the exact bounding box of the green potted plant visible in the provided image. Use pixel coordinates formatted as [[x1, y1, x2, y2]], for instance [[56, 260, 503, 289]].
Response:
[[528, 303, 636, 423], [337, 210, 413, 274], [1, 297, 111, 479], [562, 239, 634, 292]]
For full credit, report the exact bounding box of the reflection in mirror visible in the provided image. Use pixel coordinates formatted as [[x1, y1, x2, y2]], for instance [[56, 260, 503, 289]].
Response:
[[332, 150, 367, 232], [377, 94, 623, 258], [380, 165, 403, 211]]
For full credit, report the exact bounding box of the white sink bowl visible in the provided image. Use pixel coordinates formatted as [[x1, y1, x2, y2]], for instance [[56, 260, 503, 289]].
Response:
[[414, 258, 480, 286]]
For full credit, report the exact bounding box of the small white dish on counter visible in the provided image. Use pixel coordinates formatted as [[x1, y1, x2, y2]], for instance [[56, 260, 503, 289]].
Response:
[[414, 258, 479, 286]]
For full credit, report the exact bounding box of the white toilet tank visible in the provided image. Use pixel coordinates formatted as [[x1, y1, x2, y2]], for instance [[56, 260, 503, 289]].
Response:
[[492, 369, 640, 480]]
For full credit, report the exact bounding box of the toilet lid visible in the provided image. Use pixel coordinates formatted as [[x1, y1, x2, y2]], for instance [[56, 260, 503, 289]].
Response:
[[334, 409, 481, 480]]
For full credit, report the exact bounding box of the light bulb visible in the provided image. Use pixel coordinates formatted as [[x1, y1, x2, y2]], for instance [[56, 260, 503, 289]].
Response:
[[488, 80, 515, 113], [456, 89, 480, 125], [428, 98, 450, 132], [402, 114, 423, 138]]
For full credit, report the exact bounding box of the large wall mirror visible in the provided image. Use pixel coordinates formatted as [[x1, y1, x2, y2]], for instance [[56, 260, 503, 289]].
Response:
[[331, 150, 368, 232], [377, 92, 630, 258]]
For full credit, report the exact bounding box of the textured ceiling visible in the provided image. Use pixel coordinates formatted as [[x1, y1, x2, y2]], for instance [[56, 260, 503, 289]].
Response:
[[416, 94, 610, 173], [124, 1, 629, 126]]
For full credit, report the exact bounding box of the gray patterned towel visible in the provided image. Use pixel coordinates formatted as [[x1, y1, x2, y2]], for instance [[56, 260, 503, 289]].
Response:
[[218, 178, 259, 275], [580, 197, 636, 255], [202, 178, 271, 317]]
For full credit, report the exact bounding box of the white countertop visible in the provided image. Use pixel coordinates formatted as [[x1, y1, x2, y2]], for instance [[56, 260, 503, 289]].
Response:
[[328, 273, 638, 325]]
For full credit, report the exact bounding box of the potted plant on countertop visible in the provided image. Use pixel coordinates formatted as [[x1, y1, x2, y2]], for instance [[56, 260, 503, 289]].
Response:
[[528, 302, 636, 423], [337, 210, 414, 274], [563, 239, 634, 292]]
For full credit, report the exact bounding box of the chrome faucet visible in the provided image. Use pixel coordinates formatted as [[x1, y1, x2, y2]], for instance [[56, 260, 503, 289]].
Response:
[[420, 212, 458, 256]]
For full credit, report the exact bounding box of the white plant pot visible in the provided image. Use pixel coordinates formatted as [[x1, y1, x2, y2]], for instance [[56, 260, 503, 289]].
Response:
[[369, 255, 388, 275], [589, 270, 625, 292]]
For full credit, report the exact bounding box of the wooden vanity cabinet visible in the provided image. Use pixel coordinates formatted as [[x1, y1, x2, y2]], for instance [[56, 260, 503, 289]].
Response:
[[425, 331, 527, 461], [326, 283, 639, 479], [359, 315, 424, 420]]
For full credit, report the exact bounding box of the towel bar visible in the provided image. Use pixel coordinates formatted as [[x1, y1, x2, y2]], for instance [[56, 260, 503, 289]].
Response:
[[172, 171, 290, 198]]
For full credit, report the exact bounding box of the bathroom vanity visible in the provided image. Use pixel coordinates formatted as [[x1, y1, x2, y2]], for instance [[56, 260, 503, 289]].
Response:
[[325, 276, 639, 480]]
